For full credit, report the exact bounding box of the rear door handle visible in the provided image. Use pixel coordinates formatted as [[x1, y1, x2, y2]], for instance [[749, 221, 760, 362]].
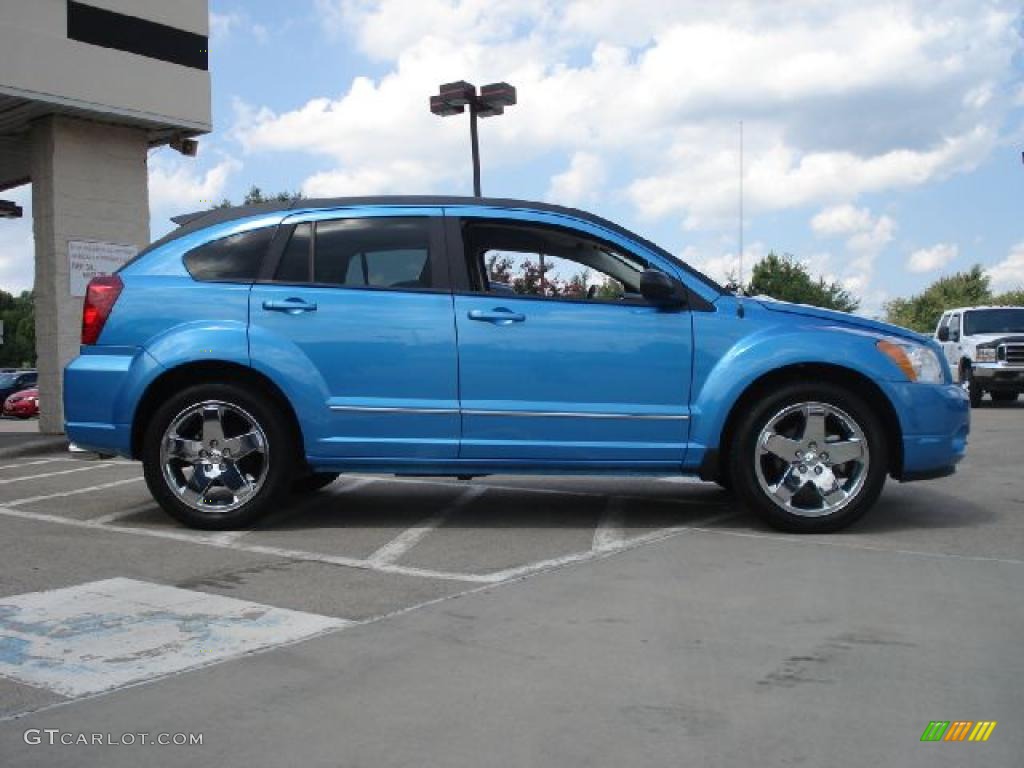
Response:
[[467, 308, 526, 325], [263, 298, 317, 314]]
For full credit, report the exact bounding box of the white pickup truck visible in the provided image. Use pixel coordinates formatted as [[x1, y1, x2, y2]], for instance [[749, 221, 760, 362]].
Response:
[[935, 306, 1024, 407]]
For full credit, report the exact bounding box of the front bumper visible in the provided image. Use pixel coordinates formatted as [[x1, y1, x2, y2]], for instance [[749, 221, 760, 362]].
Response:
[[971, 363, 1024, 391], [883, 381, 970, 482]]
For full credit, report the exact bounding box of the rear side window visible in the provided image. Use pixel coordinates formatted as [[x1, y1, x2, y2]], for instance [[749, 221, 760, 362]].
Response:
[[271, 217, 433, 290], [315, 218, 432, 289], [184, 227, 275, 282]]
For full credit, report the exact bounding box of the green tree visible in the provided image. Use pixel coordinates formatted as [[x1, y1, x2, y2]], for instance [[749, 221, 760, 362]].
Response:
[[0, 289, 36, 368], [993, 288, 1024, 306], [883, 265, 991, 332], [215, 186, 304, 208], [745, 252, 859, 312]]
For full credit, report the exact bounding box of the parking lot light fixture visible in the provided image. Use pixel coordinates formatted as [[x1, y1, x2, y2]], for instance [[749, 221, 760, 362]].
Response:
[[430, 80, 517, 197], [0, 200, 23, 219]]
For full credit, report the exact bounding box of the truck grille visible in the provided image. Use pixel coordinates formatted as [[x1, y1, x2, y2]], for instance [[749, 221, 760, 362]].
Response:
[[1003, 344, 1024, 364]]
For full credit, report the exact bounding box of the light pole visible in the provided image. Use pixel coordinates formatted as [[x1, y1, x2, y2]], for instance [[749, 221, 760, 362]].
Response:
[[430, 81, 516, 197]]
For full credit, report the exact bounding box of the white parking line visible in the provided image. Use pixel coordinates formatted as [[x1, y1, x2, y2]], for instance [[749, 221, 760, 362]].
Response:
[[214, 477, 380, 544], [489, 510, 741, 583], [6, 477, 145, 507], [0, 502, 488, 582], [0, 463, 116, 485], [367, 485, 486, 566], [592, 497, 626, 552], [0, 457, 81, 471], [0, 499, 745, 586]]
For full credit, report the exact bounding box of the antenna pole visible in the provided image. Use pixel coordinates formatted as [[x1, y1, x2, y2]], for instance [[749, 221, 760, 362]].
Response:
[[738, 120, 744, 292]]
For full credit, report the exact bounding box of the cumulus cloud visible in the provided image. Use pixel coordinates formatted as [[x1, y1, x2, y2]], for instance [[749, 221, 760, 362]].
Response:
[[685, 241, 768, 286], [809, 204, 895, 295], [988, 242, 1024, 291], [209, 11, 268, 43], [241, 0, 1020, 232], [546, 153, 608, 205], [811, 205, 875, 236], [908, 242, 958, 273], [148, 154, 242, 218]]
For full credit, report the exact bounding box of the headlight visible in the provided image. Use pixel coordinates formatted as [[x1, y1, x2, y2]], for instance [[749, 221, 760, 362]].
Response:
[[975, 347, 996, 363], [877, 339, 944, 383]]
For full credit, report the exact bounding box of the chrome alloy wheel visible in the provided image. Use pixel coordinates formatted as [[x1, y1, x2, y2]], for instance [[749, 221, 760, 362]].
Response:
[[160, 400, 269, 514], [754, 401, 869, 518]]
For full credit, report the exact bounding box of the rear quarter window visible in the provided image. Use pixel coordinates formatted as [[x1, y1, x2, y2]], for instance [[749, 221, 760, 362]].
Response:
[[183, 227, 275, 282]]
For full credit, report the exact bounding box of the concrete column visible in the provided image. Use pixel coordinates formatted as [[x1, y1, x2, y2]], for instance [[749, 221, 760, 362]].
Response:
[[30, 115, 149, 434]]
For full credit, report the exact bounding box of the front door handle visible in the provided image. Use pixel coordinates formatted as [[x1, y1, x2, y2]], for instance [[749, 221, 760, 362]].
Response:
[[467, 308, 526, 325], [263, 298, 318, 314]]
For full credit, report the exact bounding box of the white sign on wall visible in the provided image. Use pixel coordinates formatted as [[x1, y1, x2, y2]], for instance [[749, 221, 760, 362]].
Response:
[[68, 240, 137, 297]]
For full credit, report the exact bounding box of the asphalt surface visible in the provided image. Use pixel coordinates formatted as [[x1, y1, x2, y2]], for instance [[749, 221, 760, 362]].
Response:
[[0, 404, 1021, 767]]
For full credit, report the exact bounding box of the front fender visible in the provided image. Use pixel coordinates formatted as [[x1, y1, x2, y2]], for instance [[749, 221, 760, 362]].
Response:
[[689, 320, 905, 455]]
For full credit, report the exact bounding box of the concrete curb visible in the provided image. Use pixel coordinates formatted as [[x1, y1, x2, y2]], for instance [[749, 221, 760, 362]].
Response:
[[0, 435, 71, 460]]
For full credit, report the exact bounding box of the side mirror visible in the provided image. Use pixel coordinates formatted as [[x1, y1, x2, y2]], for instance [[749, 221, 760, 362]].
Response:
[[937, 326, 949, 342], [639, 269, 687, 308]]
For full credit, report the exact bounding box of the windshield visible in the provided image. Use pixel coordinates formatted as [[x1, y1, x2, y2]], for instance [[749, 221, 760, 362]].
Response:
[[0, 374, 18, 387], [964, 308, 1024, 335]]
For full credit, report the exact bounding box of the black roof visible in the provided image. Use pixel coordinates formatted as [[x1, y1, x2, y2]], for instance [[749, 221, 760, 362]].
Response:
[[153, 196, 722, 293]]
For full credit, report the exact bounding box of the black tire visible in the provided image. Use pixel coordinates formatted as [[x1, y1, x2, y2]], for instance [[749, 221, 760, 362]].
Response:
[[292, 471, 340, 493], [142, 382, 295, 530], [990, 392, 1018, 403], [961, 365, 983, 408], [729, 382, 888, 533]]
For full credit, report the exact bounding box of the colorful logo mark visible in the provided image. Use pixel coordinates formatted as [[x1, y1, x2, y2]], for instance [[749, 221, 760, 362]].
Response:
[[920, 721, 997, 742]]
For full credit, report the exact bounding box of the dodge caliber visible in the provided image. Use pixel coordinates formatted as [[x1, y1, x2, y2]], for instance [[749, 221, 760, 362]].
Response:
[[64, 197, 970, 533]]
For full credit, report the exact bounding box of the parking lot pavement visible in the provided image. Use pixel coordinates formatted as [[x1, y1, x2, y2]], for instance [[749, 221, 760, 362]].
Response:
[[0, 405, 1021, 766]]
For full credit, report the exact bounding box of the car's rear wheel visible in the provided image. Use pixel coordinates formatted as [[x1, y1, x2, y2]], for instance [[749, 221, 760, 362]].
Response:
[[292, 471, 340, 493], [142, 383, 294, 530], [729, 382, 888, 533], [990, 391, 1018, 403]]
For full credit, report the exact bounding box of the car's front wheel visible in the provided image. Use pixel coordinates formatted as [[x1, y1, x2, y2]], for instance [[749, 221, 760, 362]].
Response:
[[729, 382, 888, 533], [961, 364, 983, 408], [142, 383, 295, 530]]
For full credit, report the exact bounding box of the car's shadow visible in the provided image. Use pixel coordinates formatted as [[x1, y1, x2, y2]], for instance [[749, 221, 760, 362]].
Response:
[[977, 398, 1024, 409], [237, 476, 991, 537], [112, 471, 993, 537], [257, 479, 734, 533]]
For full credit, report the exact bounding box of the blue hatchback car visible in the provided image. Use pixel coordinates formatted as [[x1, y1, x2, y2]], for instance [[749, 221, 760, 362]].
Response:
[[65, 197, 969, 532]]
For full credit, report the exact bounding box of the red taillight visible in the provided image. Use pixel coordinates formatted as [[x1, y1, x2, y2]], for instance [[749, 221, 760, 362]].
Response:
[[81, 275, 123, 345]]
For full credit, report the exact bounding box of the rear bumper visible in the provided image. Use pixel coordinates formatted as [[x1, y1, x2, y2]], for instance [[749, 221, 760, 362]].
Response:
[[63, 347, 163, 458], [884, 381, 970, 482]]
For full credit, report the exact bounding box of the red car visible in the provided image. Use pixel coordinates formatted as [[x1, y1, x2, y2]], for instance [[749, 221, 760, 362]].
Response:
[[3, 388, 38, 419]]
